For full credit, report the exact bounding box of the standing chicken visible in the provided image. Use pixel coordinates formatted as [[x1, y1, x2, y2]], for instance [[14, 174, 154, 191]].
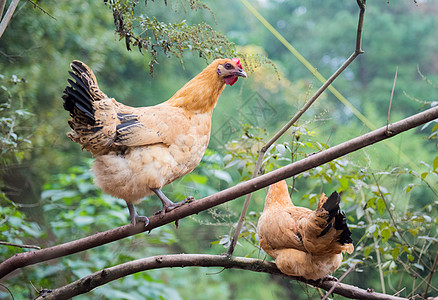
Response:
[[63, 58, 247, 226], [257, 180, 354, 280]]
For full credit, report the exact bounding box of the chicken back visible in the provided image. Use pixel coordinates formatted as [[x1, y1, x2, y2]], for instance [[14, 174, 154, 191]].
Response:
[[257, 180, 354, 280]]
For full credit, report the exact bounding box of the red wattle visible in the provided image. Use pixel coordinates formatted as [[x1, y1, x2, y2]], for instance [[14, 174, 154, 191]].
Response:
[[224, 76, 238, 86]]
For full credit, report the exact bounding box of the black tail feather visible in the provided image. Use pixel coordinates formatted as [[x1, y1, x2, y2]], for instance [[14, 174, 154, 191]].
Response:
[[63, 64, 97, 126], [335, 211, 353, 245], [66, 77, 94, 111], [320, 191, 353, 245], [322, 191, 341, 223]]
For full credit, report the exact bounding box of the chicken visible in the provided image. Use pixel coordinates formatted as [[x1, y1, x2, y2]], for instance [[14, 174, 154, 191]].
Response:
[[62, 58, 247, 226], [257, 180, 354, 280]]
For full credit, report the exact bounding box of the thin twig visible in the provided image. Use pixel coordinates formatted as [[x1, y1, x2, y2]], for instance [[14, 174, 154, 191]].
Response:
[[396, 257, 438, 294], [227, 0, 366, 256], [1, 105, 437, 280], [366, 210, 386, 294], [387, 66, 398, 131], [393, 287, 406, 297], [0, 241, 41, 250], [0, 283, 14, 300], [423, 250, 438, 299], [0, 0, 6, 18], [25, 0, 56, 20], [371, 173, 431, 272], [321, 263, 357, 300]]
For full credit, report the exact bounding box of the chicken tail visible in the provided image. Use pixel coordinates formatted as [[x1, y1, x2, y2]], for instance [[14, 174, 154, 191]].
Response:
[[62, 60, 107, 125], [317, 192, 353, 249], [62, 61, 117, 155]]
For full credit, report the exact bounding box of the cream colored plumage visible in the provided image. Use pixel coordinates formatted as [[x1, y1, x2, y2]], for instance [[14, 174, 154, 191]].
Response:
[[257, 180, 354, 280], [63, 59, 246, 226]]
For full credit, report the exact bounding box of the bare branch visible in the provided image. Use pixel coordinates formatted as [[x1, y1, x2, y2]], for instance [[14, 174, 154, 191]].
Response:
[[0, 241, 41, 250], [34, 254, 407, 300], [0, 0, 7, 19], [24, 0, 56, 20], [423, 244, 438, 298], [0, 282, 14, 300], [387, 66, 398, 131], [1, 105, 437, 280], [227, 0, 366, 255], [0, 0, 20, 39]]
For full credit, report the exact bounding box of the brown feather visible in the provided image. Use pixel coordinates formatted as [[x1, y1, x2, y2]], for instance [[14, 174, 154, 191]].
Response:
[[257, 180, 354, 280]]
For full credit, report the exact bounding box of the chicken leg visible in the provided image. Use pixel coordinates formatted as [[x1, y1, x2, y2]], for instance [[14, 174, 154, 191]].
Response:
[[127, 203, 149, 227], [151, 188, 193, 217]]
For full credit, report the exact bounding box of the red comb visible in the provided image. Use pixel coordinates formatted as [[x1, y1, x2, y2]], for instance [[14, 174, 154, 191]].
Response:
[[232, 57, 243, 69]]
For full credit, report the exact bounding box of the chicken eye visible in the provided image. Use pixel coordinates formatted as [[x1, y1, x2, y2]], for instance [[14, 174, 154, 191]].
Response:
[[224, 63, 233, 70]]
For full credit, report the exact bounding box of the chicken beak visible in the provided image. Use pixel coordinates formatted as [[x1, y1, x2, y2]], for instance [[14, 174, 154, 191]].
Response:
[[234, 69, 247, 78]]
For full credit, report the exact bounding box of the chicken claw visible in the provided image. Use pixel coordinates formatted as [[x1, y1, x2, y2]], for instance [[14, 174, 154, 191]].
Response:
[[316, 275, 338, 285], [152, 188, 193, 217], [323, 275, 338, 282], [127, 203, 150, 227]]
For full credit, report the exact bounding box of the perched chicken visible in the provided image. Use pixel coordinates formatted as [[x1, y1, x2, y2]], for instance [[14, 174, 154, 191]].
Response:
[[62, 58, 247, 226], [257, 180, 354, 280]]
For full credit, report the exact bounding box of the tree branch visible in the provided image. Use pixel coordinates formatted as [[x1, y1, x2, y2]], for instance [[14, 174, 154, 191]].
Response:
[[0, 0, 20, 39], [34, 254, 407, 300], [227, 0, 366, 255], [0, 241, 40, 250], [0, 0, 7, 19], [1, 105, 437, 280]]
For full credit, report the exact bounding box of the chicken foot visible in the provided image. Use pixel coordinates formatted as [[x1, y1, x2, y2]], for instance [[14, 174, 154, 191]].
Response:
[[127, 203, 150, 227], [151, 188, 194, 218]]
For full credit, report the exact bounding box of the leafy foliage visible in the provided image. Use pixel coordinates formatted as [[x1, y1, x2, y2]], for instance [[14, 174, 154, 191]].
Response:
[[0, 74, 32, 165], [106, 0, 236, 73]]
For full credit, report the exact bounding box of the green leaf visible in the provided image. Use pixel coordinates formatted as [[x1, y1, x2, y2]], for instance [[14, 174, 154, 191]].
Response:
[[321, 173, 330, 183], [364, 246, 372, 257], [433, 156, 438, 170], [368, 224, 377, 236], [408, 228, 420, 237], [339, 177, 349, 190], [413, 263, 424, 271], [407, 254, 414, 261], [391, 247, 400, 260], [376, 197, 386, 215], [389, 261, 397, 271], [381, 228, 392, 243], [356, 205, 364, 220], [366, 197, 377, 209], [211, 169, 232, 183]]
